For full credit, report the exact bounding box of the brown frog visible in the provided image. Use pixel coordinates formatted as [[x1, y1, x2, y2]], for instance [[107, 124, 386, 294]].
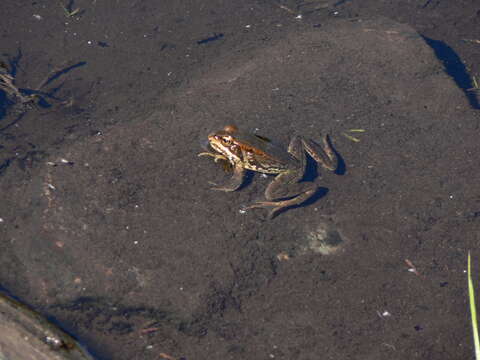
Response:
[[198, 125, 337, 218]]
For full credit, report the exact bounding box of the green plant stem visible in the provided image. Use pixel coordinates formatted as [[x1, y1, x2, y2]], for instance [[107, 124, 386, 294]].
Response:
[[468, 251, 480, 359]]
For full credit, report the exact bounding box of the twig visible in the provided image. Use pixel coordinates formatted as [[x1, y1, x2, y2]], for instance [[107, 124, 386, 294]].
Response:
[[342, 128, 365, 142], [462, 39, 480, 44], [0, 73, 34, 103], [276, 4, 297, 14], [59, 1, 80, 17], [467, 76, 480, 92], [468, 251, 480, 359], [140, 327, 159, 334], [342, 133, 360, 142], [159, 353, 177, 360], [405, 259, 423, 277]]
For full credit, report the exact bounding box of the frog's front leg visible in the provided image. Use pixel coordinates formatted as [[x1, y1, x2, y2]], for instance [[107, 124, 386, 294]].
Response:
[[211, 162, 246, 192], [198, 151, 228, 163]]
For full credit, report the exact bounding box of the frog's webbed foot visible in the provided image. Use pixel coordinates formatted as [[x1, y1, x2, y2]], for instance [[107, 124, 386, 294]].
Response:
[[210, 163, 246, 192]]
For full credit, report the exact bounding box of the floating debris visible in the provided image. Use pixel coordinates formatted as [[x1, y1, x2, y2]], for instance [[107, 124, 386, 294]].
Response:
[[342, 133, 361, 142], [343, 129, 365, 142]]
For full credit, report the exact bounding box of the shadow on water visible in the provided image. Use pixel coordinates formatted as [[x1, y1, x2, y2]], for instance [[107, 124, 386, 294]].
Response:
[[0, 89, 12, 120], [0, 49, 22, 121], [303, 186, 329, 207], [0, 52, 87, 123], [303, 154, 319, 182], [333, 146, 346, 176], [0, 286, 99, 360], [40, 61, 86, 89], [3, 48, 23, 78], [239, 169, 255, 190], [423, 36, 480, 109], [50, 296, 183, 360], [303, 136, 346, 181]]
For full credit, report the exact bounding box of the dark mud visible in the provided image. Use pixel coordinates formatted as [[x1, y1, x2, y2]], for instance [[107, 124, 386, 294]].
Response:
[[1, 1, 479, 359]]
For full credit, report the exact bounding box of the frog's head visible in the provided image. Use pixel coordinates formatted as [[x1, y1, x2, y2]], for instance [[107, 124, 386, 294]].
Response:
[[207, 125, 240, 162]]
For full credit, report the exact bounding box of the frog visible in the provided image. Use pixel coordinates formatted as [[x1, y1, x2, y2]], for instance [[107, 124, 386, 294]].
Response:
[[198, 125, 338, 218]]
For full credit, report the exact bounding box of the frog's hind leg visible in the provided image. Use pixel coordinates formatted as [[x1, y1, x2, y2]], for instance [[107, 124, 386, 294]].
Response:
[[302, 135, 337, 172], [248, 171, 317, 219], [211, 162, 246, 192], [247, 135, 314, 218], [247, 135, 337, 218]]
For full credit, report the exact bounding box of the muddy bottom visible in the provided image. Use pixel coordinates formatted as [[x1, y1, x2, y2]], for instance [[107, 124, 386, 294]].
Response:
[[1, 1, 479, 359]]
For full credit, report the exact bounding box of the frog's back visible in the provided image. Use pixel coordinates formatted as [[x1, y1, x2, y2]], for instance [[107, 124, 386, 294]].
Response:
[[239, 133, 297, 174]]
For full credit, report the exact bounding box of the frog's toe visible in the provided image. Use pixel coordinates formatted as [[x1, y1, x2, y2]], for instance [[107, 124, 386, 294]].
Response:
[[198, 152, 228, 163], [207, 181, 235, 191], [198, 152, 213, 157], [247, 201, 278, 208], [211, 185, 237, 192], [247, 202, 285, 219], [248, 189, 317, 218], [211, 186, 229, 192]]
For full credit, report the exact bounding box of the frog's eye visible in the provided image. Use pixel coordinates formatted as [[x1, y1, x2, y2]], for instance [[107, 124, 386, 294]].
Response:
[[222, 136, 233, 145]]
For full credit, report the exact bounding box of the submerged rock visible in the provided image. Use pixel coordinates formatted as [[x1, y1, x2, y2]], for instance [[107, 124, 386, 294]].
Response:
[[0, 292, 94, 360]]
